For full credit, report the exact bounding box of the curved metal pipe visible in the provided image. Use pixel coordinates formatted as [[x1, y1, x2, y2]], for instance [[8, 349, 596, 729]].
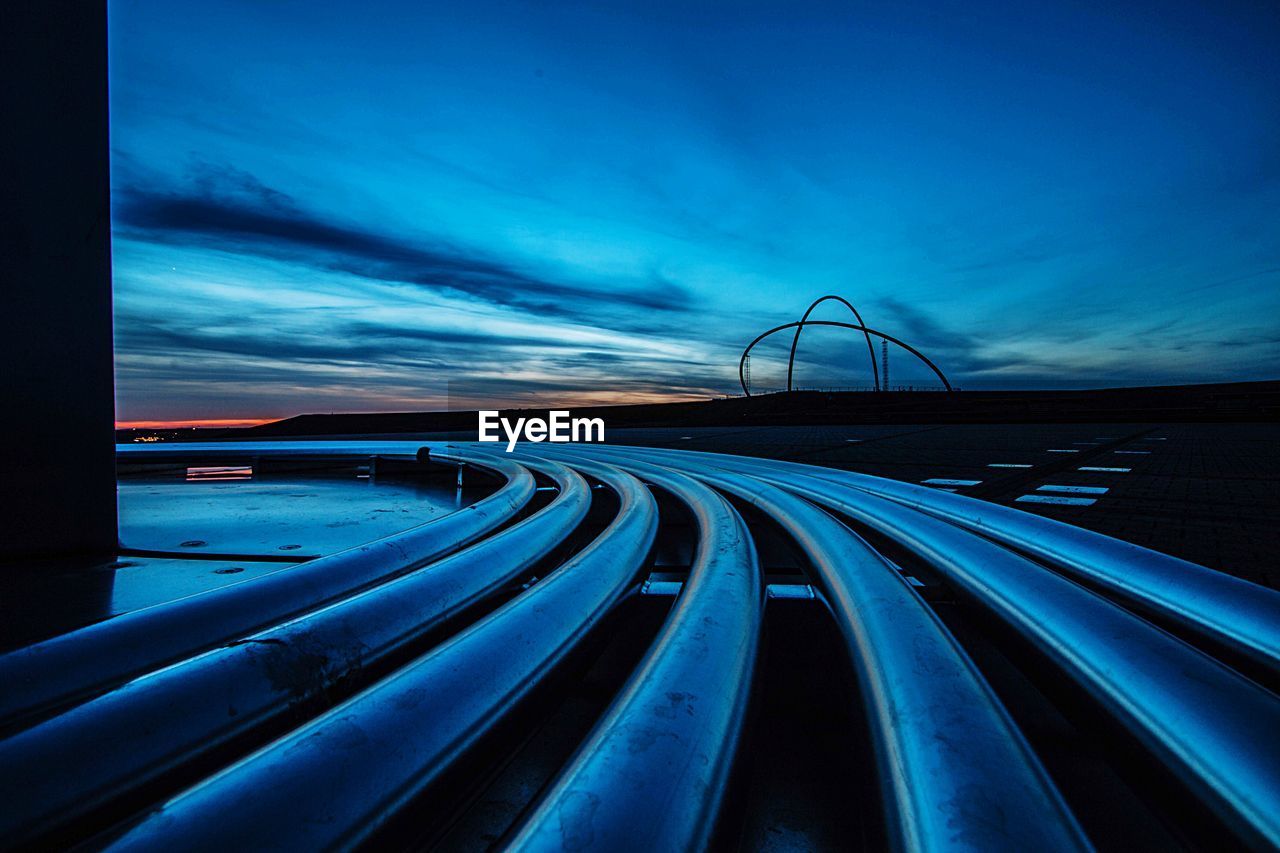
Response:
[[740, 321, 952, 395], [553, 446, 1089, 851], [683, 458, 1280, 849], [0, 457, 591, 847], [841, 474, 1280, 677], [595, 444, 1280, 678], [633, 445, 1280, 678], [507, 453, 763, 853], [786, 295, 880, 392], [0, 448, 537, 729], [7, 439, 1267, 847], [104, 459, 658, 852]]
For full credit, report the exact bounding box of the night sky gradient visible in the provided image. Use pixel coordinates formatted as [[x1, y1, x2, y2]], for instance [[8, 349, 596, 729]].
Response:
[[109, 0, 1280, 424]]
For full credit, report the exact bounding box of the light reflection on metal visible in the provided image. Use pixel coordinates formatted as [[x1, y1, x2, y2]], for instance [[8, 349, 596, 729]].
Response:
[[0, 440, 1275, 850], [1016, 494, 1098, 506], [1037, 485, 1109, 495], [0, 456, 590, 845], [185, 466, 252, 481], [0, 447, 536, 727]]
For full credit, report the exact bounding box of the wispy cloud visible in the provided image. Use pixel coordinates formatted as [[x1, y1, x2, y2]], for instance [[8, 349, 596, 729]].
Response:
[[114, 164, 692, 328]]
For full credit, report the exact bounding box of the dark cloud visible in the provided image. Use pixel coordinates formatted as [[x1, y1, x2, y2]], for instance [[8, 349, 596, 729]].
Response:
[[864, 297, 1010, 378], [854, 297, 1144, 386], [115, 312, 637, 375], [338, 322, 632, 354], [113, 165, 691, 328], [118, 317, 451, 371]]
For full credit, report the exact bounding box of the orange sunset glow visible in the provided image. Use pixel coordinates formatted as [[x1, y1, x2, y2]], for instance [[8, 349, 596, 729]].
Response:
[[116, 418, 277, 430]]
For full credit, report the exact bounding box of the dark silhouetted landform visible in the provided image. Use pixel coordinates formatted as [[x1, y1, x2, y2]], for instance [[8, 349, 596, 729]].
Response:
[[118, 380, 1280, 442]]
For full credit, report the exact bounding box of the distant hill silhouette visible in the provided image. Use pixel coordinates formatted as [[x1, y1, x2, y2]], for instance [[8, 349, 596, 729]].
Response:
[[119, 380, 1280, 442]]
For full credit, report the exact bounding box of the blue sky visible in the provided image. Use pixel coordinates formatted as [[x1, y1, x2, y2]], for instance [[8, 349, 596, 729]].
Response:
[[109, 0, 1280, 423]]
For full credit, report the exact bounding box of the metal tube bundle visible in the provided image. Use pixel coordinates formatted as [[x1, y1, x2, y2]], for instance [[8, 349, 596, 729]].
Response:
[[3, 440, 1274, 851]]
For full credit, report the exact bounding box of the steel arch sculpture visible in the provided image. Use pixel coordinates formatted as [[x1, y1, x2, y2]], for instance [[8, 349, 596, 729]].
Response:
[[740, 318, 952, 395], [788, 295, 880, 392]]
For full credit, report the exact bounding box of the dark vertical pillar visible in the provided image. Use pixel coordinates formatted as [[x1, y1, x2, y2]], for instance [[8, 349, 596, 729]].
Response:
[[0, 2, 117, 558]]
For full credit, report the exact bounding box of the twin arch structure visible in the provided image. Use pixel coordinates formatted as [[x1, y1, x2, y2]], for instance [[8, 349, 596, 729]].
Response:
[[739, 294, 953, 395]]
